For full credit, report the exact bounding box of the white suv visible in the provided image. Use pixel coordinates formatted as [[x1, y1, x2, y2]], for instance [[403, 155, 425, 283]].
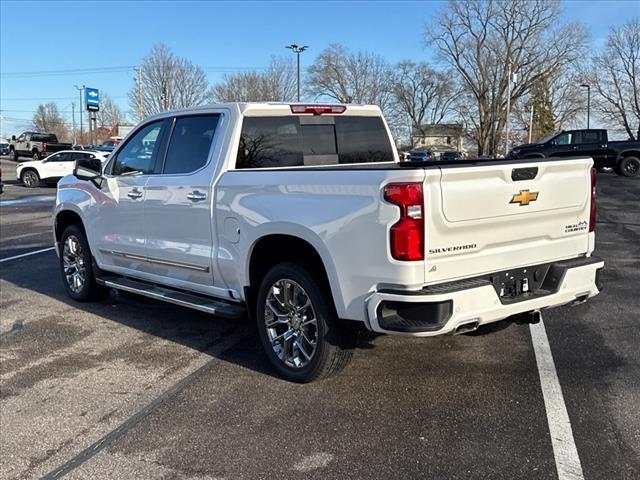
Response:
[[17, 150, 109, 188]]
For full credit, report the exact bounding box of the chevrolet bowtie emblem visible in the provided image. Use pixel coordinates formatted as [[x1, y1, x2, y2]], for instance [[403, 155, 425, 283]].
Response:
[[510, 189, 539, 206]]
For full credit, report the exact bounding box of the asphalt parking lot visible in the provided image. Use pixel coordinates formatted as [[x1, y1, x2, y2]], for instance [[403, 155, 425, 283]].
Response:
[[1, 158, 638, 480]]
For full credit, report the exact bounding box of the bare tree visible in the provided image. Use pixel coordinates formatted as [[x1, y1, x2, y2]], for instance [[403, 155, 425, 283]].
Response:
[[306, 44, 394, 110], [426, 0, 587, 155], [32, 102, 69, 141], [95, 93, 123, 129], [128, 44, 210, 120], [392, 61, 459, 138], [512, 69, 586, 139], [590, 19, 640, 140], [211, 57, 296, 102]]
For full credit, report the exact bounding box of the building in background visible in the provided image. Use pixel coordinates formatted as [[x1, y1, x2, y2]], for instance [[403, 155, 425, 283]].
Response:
[[411, 124, 465, 157]]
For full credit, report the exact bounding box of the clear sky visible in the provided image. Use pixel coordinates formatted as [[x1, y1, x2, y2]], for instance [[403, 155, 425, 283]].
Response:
[[1, 0, 638, 136]]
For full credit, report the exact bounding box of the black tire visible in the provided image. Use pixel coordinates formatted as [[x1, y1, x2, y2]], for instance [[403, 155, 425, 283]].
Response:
[[617, 156, 640, 178], [8, 149, 17, 162], [256, 263, 356, 382], [32, 150, 40, 160], [59, 224, 105, 302], [21, 169, 40, 188]]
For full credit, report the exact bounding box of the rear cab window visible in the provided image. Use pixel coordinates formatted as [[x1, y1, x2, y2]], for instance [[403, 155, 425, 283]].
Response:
[[236, 115, 394, 169]]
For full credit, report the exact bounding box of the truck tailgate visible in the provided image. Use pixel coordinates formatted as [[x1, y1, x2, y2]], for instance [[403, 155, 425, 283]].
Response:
[[423, 158, 593, 284]]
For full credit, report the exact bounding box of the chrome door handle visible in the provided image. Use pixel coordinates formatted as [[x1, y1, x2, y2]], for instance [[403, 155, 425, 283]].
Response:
[[187, 191, 207, 202], [127, 189, 143, 199]]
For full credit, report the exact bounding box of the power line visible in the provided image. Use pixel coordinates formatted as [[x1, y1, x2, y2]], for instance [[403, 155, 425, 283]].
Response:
[[1, 66, 135, 78]]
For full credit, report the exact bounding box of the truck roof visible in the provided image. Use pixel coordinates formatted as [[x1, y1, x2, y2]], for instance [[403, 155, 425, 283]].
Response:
[[144, 102, 383, 121]]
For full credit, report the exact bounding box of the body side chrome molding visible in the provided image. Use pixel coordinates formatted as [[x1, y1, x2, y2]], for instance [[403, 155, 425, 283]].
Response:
[[99, 249, 210, 272]]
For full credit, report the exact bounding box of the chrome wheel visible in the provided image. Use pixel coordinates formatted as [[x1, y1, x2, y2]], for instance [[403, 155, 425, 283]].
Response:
[[22, 171, 38, 187], [264, 279, 318, 369], [62, 235, 86, 294]]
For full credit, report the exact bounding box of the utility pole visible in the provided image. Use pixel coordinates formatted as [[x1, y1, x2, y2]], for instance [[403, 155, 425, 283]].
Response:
[[74, 85, 84, 144], [72, 103, 76, 145], [286, 44, 309, 102], [528, 105, 534, 144], [137, 66, 144, 119], [580, 83, 591, 129], [504, 64, 518, 157]]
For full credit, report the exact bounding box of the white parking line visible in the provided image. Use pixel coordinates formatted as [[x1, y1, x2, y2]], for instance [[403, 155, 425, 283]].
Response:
[[530, 320, 584, 480], [0, 247, 55, 263]]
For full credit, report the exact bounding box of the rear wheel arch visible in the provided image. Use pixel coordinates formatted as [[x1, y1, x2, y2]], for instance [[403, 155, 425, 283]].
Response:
[[246, 234, 338, 319]]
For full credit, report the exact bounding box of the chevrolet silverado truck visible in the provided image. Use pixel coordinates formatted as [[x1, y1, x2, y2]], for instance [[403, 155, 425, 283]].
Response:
[[53, 103, 604, 382], [9, 131, 72, 161], [508, 129, 640, 177]]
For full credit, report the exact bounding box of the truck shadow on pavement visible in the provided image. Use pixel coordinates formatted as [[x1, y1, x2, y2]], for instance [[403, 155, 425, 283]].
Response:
[[0, 254, 381, 382]]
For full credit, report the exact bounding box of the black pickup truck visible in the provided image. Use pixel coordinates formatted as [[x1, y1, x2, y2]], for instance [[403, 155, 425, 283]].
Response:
[[508, 129, 640, 177], [8, 131, 72, 161]]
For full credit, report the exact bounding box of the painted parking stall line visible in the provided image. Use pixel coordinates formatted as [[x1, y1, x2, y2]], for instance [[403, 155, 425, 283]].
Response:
[[0, 246, 55, 263], [530, 320, 584, 480]]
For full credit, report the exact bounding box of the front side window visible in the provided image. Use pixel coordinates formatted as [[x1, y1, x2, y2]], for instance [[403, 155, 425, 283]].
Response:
[[163, 115, 220, 174], [554, 132, 573, 145], [236, 115, 393, 169], [50, 152, 72, 162], [110, 121, 163, 176]]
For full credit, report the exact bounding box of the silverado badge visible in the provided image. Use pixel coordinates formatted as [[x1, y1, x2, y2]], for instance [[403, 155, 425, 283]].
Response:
[[510, 189, 539, 206]]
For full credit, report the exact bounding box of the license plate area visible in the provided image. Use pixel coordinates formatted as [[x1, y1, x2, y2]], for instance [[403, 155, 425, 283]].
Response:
[[489, 265, 552, 303]]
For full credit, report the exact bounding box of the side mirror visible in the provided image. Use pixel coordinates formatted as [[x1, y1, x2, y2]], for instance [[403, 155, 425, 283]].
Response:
[[74, 157, 103, 186]]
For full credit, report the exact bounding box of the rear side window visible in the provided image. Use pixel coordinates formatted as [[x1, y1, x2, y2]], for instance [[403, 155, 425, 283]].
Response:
[[236, 115, 393, 169], [163, 115, 220, 174], [575, 131, 601, 144]]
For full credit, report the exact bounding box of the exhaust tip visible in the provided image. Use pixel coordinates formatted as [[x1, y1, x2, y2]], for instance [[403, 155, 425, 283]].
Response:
[[454, 320, 479, 335]]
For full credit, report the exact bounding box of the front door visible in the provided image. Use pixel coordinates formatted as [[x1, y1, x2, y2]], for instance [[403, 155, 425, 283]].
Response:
[[547, 131, 577, 157], [90, 120, 167, 275], [43, 151, 74, 179], [144, 114, 222, 291]]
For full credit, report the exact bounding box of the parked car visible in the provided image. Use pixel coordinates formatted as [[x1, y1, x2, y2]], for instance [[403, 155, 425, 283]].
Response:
[[8, 132, 73, 161], [17, 150, 108, 188], [440, 151, 463, 161], [54, 102, 603, 382], [102, 137, 123, 147], [409, 150, 434, 161], [0, 142, 10, 156], [508, 129, 640, 177], [89, 145, 115, 154]]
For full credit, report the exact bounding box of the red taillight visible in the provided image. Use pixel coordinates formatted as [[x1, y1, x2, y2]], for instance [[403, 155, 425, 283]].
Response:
[[589, 167, 597, 232], [384, 182, 424, 261], [290, 104, 346, 115]]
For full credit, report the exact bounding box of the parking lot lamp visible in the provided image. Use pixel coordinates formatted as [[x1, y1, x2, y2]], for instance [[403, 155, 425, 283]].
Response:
[[286, 44, 308, 102], [580, 83, 590, 129]]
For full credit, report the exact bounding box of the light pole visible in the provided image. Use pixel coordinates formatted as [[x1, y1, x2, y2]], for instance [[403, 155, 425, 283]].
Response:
[[580, 83, 591, 129], [286, 44, 308, 102], [74, 84, 85, 144]]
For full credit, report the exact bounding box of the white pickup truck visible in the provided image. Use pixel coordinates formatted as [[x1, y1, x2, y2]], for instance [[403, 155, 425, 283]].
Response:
[[53, 103, 604, 382]]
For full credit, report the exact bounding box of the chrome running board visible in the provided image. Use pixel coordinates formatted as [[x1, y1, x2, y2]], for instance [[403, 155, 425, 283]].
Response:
[[100, 276, 245, 319]]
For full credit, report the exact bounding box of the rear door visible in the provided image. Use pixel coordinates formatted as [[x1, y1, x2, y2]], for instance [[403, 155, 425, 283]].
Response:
[[143, 113, 222, 291], [573, 130, 607, 163], [424, 158, 592, 284]]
